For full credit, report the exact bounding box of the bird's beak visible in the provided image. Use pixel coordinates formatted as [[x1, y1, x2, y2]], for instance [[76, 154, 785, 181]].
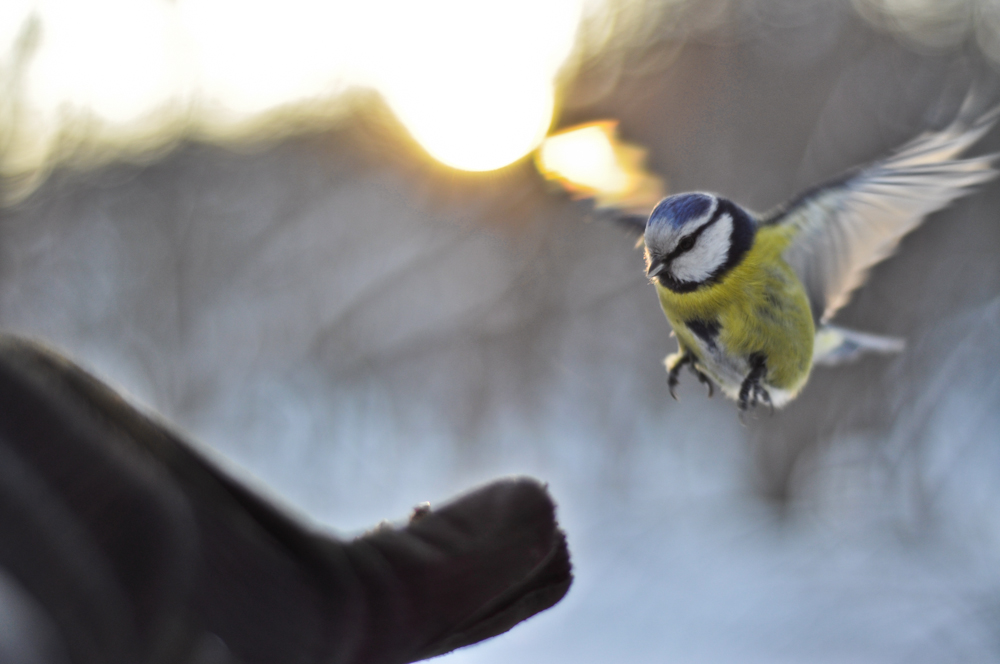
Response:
[[647, 262, 666, 279]]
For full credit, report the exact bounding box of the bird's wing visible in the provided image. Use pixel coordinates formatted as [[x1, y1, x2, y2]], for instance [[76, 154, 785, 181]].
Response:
[[593, 209, 648, 248], [762, 103, 999, 324], [609, 212, 649, 239]]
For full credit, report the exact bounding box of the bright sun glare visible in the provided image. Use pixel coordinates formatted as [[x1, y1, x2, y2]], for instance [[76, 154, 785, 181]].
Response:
[[0, 0, 586, 180]]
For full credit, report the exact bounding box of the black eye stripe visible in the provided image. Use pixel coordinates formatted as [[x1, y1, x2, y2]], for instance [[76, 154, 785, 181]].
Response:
[[654, 199, 756, 294], [665, 207, 723, 261]]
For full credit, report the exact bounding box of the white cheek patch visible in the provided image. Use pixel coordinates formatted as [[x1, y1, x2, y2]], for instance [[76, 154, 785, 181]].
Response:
[[671, 213, 733, 284]]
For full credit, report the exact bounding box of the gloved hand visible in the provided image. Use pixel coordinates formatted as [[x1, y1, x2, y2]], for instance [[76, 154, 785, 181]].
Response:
[[0, 335, 572, 664]]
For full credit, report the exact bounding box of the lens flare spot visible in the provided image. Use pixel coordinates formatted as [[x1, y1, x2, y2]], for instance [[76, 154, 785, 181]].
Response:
[[536, 121, 665, 210]]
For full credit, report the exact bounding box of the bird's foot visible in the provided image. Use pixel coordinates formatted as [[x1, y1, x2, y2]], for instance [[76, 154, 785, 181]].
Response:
[[666, 352, 715, 400], [738, 354, 772, 421], [665, 352, 692, 401], [737, 382, 772, 413]]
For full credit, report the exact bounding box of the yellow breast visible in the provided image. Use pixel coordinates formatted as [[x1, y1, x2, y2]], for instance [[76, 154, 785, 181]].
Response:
[[654, 224, 814, 392]]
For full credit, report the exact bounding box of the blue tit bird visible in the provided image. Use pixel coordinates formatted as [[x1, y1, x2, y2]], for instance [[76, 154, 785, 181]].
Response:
[[639, 103, 999, 412]]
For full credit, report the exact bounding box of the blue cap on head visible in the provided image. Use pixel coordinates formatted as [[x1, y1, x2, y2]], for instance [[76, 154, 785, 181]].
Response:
[[647, 193, 715, 231]]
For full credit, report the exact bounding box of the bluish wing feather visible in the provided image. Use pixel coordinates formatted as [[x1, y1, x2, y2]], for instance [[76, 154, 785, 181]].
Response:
[[765, 101, 1000, 323]]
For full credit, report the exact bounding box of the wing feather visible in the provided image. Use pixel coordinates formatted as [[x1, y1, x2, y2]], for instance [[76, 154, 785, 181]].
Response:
[[766, 104, 999, 323]]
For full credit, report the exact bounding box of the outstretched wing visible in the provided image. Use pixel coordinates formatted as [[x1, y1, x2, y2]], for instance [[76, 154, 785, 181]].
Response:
[[763, 103, 999, 324]]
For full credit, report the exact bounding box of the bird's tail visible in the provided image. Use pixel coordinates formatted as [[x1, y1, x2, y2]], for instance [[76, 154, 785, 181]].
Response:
[[812, 325, 906, 366]]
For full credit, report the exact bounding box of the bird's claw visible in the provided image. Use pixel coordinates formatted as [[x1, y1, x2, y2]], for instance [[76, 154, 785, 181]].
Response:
[[738, 382, 770, 412], [760, 388, 774, 415], [665, 352, 716, 401], [738, 354, 771, 419], [665, 352, 691, 401], [693, 367, 714, 398]]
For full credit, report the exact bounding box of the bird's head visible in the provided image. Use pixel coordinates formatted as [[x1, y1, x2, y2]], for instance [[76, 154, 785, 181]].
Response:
[[643, 192, 756, 293]]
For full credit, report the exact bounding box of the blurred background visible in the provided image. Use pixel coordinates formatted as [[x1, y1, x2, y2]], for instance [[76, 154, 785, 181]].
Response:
[[2, 0, 1000, 661]]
